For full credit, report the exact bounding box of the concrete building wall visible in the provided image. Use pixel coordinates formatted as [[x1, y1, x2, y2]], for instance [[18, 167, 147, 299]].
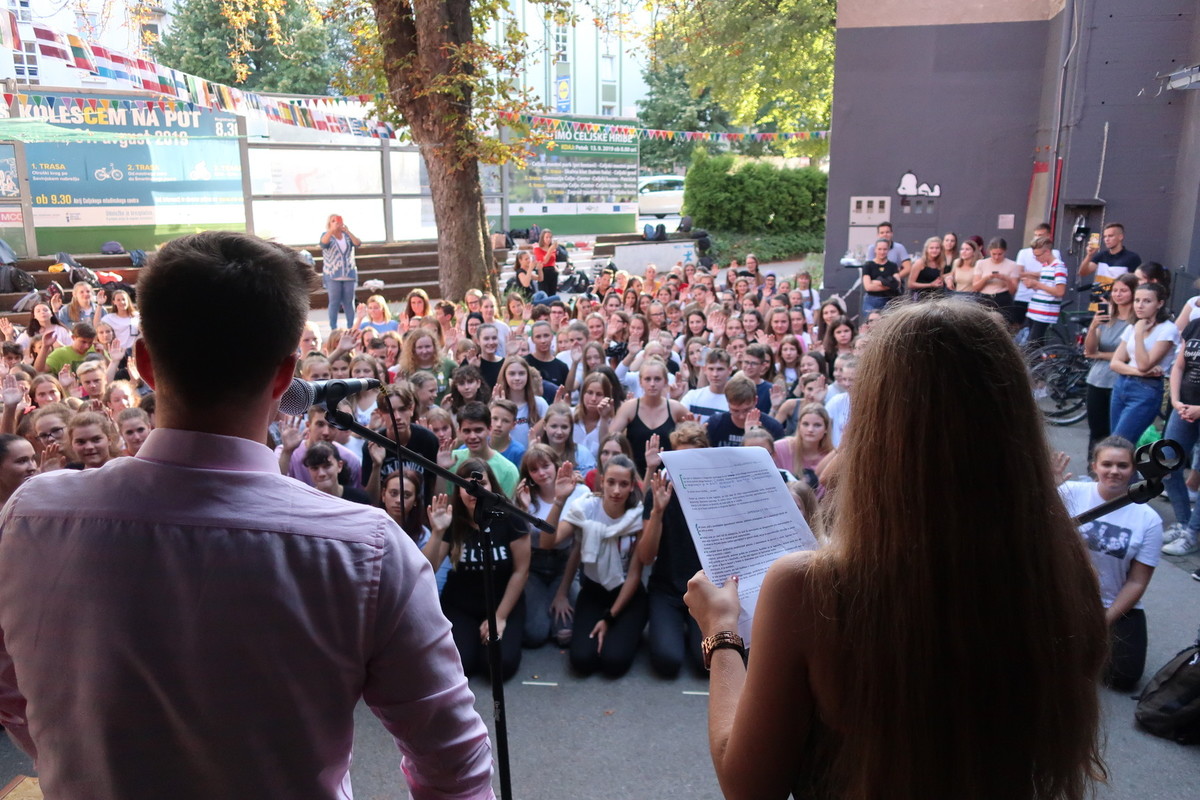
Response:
[[825, 0, 1200, 308]]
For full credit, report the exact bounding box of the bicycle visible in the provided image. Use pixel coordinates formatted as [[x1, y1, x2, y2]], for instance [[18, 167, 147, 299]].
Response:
[[94, 163, 124, 181], [1025, 303, 1093, 427]]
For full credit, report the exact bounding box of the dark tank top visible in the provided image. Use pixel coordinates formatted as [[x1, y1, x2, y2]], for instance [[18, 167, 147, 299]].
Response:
[[627, 398, 675, 475]]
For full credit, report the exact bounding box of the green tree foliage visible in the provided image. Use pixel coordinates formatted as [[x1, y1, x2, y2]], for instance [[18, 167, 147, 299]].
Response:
[[152, 0, 346, 95], [649, 0, 835, 156], [684, 149, 826, 234], [636, 44, 781, 174]]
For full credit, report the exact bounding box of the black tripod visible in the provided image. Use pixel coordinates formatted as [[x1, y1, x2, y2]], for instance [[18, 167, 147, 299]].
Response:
[[323, 391, 551, 800], [1072, 439, 1184, 525]]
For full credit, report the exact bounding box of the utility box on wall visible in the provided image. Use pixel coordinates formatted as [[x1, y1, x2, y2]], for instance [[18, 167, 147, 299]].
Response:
[[847, 196, 890, 261]]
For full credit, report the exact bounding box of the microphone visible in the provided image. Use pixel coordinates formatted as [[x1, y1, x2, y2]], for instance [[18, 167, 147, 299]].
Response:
[[278, 378, 381, 416]]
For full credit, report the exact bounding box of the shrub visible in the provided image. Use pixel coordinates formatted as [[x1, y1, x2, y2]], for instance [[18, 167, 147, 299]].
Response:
[[683, 149, 827, 234]]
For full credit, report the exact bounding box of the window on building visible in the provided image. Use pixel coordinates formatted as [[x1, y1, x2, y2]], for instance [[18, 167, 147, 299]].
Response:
[[601, 105, 616, 116], [11, 0, 31, 23], [140, 22, 160, 43], [13, 41, 39, 84], [554, 23, 568, 62], [600, 54, 616, 82], [75, 11, 99, 36]]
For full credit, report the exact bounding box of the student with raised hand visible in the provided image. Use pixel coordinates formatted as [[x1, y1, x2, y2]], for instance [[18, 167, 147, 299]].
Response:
[[555, 453, 646, 677], [515, 445, 589, 648], [684, 299, 1107, 800], [638, 422, 709, 678], [609, 356, 689, 477], [425, 458, 531, 682]]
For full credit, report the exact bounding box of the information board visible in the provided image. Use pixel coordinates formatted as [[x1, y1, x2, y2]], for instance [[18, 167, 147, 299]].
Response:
[[11, 92, 244, 253]]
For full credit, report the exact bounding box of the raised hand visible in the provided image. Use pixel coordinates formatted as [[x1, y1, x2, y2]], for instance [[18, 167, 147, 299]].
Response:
[[515, 478, 532, 510], [554, 461, 577, 502], [1050, 451, 1073, 485], [338, 330, 357, 353], [769, 382, 785, 409], [49, 293, 63, 312], [107, 339, 124, 360], [40, 441, 65, 472], [436, 435, 456, 469], [644, 433, 662, 472], [1, 374, 24, 408], [427, 493, 453, 533], [0, 317, 14, 340], [744, 408, 762, 429], [668, 379, 686, 400], [279, 415, 304, 451], [597, 397, 614, 419], [58, 364, 75, 391], [367, 441, 386, 466], [650, 468, 674, 507], [554, 385, 569, 405]]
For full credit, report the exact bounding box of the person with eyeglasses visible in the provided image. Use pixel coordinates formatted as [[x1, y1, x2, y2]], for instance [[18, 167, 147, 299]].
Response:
[[30, 402, 72, 473]]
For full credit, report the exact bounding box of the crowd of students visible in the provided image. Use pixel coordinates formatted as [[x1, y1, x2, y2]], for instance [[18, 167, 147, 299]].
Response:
[[0, 221, 1185, 693]]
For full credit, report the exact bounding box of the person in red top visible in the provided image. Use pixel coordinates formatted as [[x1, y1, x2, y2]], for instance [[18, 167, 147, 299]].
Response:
[[533, 228, 559, 298]]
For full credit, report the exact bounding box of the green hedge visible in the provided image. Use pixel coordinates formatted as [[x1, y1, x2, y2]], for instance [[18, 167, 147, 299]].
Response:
[[683, 150, 827, 234], [709, 230, 825, 266]]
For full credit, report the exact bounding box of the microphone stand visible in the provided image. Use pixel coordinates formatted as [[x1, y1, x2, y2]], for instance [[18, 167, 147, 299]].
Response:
[[1073, 439, 1184, 525], [325, 401, 551, 800]]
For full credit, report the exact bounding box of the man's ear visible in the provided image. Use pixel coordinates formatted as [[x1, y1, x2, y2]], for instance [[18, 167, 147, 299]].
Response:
[[134, 339, 156, 390], [272, 353, 299, 401]]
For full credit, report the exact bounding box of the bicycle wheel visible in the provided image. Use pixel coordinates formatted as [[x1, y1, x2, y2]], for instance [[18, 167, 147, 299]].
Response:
[[1035, 360, 1089, 426]]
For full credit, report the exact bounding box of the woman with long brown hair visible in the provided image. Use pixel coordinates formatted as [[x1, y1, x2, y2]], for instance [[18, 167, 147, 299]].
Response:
[[685, 300, 1108, 800]]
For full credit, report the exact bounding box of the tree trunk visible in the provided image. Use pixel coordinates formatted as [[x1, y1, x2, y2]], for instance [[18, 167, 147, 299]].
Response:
[[371, 0, 494, 301]]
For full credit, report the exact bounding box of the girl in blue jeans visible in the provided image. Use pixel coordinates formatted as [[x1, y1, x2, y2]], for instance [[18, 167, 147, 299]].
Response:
[[1160, 310, 1200, 555], [1108, 283, 1178, 444]]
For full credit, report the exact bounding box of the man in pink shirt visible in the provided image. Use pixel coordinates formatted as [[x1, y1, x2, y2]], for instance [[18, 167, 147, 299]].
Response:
[[0, 232, 493, 799]]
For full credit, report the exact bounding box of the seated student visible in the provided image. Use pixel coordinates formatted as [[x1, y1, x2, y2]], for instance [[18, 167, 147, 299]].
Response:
[[534, 402, 596, 475], [425, 458, 531, 682], [303, 441, 372, 506], [277, 405, 363, 489], [30, 402, 73, 472], [680, 348, 732, 423], [705, 374, 785, 448], [66, 410, 121, 470], [555, 454, 646, 677], [638, 422, 708, 678], [524, 321, 569, 387], [381, 468, 449, 592], [115, 407, 152, 456], [826, 356, 857, 447], [443, 401, 519, 497], [42, 323, 97, 375], [516, 444, 590, 648], [488, 398, 526, 467], [476, 323, 504, 388], [775, 372, 828, 435], [441, 364, 491, 417], [75, 360, 107, 401], [363, 383, 440, 504]]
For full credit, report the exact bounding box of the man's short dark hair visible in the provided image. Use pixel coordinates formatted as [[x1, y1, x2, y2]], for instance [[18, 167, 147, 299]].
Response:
[[138, 232, 314, 405], [457, 401, 491, 428], [549, 300, 569, 312], [877, 221, 893, 231], [1, 342, 22, 358], [73, 322, 96, 339], [1104, 222, 1125, 234]]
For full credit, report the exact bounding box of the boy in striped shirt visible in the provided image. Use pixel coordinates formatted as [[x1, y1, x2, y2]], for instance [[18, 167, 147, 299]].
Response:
[[1021, 235, 1067, 347]]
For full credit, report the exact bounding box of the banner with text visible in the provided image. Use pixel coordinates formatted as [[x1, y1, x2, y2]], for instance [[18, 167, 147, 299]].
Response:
[[13, 93, 243, 252], [502, 116, 639, 235]]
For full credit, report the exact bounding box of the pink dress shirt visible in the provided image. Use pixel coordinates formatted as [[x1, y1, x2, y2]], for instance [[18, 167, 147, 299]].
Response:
[[0, 428, 493, 799]]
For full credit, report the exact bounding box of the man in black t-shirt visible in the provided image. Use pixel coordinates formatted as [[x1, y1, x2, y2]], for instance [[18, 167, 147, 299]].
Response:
[[363, 383, 440, 503], [705, 374, 785, 447], [1079, 222, 1141, 283], [524, 320, 568, 386]]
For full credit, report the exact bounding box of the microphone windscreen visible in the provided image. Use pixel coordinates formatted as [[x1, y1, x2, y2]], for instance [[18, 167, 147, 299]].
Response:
[[278, 378, 315, 417]]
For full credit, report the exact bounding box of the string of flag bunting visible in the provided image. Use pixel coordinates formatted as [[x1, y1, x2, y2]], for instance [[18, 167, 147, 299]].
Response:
[[1, 14, 830, 144]]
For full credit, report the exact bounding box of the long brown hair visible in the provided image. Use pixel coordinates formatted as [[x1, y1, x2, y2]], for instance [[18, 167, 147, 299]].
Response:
[[813, 299, 1107, 800]]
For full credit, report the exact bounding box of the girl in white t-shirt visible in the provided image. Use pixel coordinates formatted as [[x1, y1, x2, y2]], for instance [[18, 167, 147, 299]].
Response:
[[1109, 283, 1180, 443], [1057, 437, 1161, 690]]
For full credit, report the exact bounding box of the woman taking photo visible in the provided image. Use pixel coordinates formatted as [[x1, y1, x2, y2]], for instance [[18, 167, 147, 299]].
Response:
[[1108, 282, 1178, 443], [512, 251, 541, 300], [1057, 437, 1161, 690], [1083, 273, 1136, 450], [532, 229, 559, 297], [425, 458, 530, 681], [685, 300, 1107, 800]]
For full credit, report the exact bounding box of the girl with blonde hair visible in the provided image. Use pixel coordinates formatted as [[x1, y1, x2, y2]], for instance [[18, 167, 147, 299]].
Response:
[[686, 300, 1108, 800]]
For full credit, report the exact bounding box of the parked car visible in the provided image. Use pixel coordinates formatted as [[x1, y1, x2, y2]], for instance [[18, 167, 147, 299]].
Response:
[[638, 175, 685, 218]]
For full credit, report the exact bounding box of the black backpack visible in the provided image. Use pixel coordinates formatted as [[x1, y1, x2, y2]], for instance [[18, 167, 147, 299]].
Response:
[[6, 265, 34, 293], [1135, 641, 1200, 744], [69, 265, 101, 289]]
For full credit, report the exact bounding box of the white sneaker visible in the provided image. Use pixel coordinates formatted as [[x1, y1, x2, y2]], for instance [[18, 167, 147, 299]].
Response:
[[1162, 523, 1189, 544], [1162, 533, 1199, 556]]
